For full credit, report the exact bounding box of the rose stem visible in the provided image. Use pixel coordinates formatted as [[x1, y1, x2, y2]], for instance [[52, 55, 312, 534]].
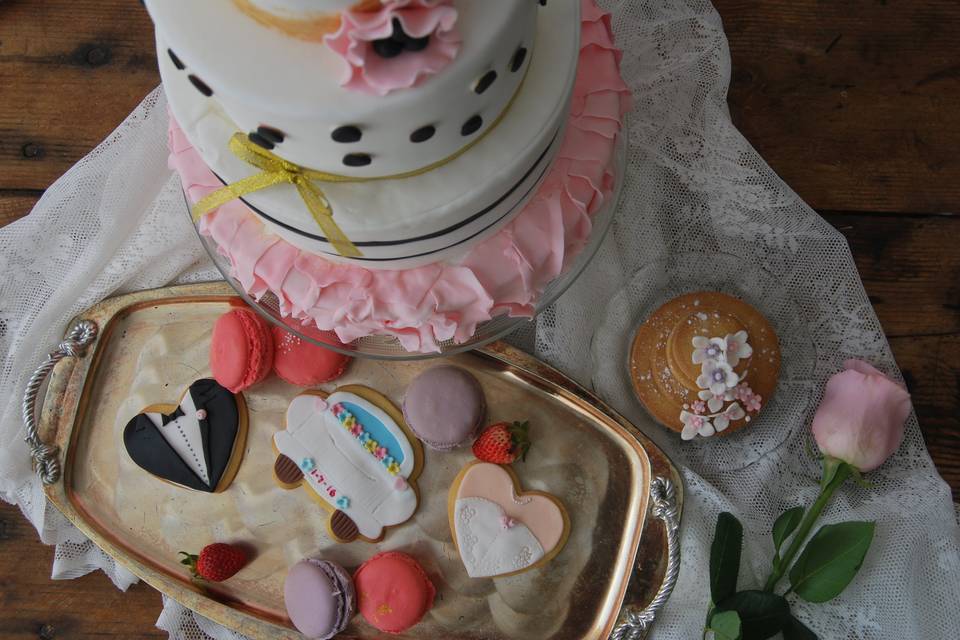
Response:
[[762, 462, 852, 592]]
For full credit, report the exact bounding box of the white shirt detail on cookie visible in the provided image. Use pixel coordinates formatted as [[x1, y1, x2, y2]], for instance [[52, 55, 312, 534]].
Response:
[[454, 497, 545, 578], [275, 392, 417, 539], [147, 391, 209, 485]]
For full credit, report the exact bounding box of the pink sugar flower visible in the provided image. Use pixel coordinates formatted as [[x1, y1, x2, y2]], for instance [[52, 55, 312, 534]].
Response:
[[325, 0, 461, 96]]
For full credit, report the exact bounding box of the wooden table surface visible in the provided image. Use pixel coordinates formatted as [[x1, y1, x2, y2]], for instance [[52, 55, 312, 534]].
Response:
[[1, 0, 957, 637]]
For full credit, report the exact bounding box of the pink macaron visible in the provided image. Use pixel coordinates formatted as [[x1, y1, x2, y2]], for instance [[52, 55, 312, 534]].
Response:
[[272, 323, 352, 386], [209, 307, 275, 393]]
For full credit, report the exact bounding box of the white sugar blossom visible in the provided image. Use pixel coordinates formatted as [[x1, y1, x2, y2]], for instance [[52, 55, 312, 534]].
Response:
[[723, 330, 753, 367], [692, 336, 726, 364], [680, 411, 716, 440], [698, 388, 726, 413], [697, 359, 739, 396], [713, 402, 746, 432]]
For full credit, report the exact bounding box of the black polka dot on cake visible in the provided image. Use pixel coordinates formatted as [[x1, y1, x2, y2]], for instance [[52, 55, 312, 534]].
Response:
[[461, 115, 483, 136], [256, 125, 285, 144], [343, 153, 372, 167], [248, 131, 275, 150], [167, 49, 185, 70], [332, 125, 363, 143], [188, 74, 213, 97], [474, 70, 497, 94], [410, 125, 436, 143], [510, 46, 528, 73]]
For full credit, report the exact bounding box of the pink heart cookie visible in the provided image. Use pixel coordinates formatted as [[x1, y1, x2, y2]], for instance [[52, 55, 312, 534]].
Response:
[[448, 462, 569, 578]]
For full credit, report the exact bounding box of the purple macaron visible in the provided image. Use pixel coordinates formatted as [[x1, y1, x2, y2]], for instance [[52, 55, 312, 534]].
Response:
[[403, 366, 486, 451], [284, 558, 355, 640]]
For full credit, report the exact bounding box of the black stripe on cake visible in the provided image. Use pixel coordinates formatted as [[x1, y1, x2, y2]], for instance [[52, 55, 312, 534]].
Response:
[[224, 127, 559, 254]]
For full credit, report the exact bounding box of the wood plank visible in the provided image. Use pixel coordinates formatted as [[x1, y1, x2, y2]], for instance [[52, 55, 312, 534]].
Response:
[[0, 193, 41, 227], [0, 1, 159, 190], [716, 0, 960, 214], [0, 501, 164, 638], [823, 212, 960, 337], [889, 334, 960, 498]]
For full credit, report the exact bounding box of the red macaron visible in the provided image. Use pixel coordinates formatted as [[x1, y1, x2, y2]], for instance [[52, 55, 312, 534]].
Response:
[[353, 551, 435, 634], [272, 323, 352, 386], [209, 308, 275, 393]]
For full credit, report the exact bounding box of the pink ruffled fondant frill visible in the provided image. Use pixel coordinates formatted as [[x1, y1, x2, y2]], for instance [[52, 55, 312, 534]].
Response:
[[171, 0, 631, 353], [325, 0, 460, 96]]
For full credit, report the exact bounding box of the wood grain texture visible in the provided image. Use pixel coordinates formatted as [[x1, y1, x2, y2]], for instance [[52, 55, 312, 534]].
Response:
[[889, 334, 960, 495], [0, 500, 165, 639], [824, 213, 960, 337], [0, 0, 957, 636], [716, 0, 960, 214], [0, 1, 158, 190], [0, 193, 41, 227]]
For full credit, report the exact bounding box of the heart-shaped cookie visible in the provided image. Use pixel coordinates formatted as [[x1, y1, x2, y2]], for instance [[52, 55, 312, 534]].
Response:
[[448, 462, 569, 578], [123, 379, 247, 493]]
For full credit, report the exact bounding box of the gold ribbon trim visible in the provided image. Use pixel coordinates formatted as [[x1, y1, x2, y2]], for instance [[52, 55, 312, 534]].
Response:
[[193, 134, 362, 258], [192, 64, 529, 258]]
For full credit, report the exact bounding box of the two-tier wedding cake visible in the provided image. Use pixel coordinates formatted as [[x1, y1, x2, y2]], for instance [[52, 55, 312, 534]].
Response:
[[147, 0, 630, 351]]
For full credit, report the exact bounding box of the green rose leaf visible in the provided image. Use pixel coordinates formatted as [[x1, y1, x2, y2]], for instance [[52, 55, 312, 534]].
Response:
[[789, 521, 876, 603], [716, 590, 790, 640], [783, 614, 819, 639], [710, 512, 744, 604], [772, 507, 805, 558], [709, 610, 742, 640]]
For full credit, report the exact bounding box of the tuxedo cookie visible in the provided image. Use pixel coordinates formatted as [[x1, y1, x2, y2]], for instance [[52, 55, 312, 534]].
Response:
[[123, 379, 248, 493], [272, 385, 423, 543]]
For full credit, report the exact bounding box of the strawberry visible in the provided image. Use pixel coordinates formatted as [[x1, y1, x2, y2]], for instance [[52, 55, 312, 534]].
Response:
[[179, 543, 247, 582], [472, 421, 531, 464]]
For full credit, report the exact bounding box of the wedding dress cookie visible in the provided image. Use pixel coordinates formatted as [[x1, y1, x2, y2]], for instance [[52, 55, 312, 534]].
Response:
[[123, 378, 248, 493], [272, 385, 423, 543], [448, 462, 569, 578], [629, 291, 781, 440]]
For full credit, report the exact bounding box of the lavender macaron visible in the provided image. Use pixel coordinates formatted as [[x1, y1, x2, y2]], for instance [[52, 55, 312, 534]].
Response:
[[403, 366, 485, 451], [284, 559, 355, 640]]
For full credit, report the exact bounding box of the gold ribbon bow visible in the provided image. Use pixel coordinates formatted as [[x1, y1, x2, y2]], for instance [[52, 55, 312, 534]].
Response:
[[192, 134, 363, 258]]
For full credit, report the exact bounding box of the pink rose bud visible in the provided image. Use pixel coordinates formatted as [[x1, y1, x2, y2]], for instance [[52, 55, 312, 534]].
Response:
[[811, 359, 912, 472]]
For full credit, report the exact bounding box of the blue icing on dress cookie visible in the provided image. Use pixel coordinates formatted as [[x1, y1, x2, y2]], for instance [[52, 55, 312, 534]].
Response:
[[341, 401, 405, 466]]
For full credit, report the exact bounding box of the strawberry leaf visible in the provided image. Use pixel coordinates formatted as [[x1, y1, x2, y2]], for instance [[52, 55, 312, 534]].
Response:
[[510, 421, 532, 461]]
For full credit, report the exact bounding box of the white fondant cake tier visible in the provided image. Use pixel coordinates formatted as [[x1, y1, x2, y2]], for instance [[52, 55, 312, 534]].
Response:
[[158, 0, 580, 268], [147, 0, 538, 176], [245, 0, 357, 19]]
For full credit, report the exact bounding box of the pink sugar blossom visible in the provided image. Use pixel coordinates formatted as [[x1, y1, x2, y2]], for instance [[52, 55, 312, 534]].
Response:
[[325, 0, 461, 96]]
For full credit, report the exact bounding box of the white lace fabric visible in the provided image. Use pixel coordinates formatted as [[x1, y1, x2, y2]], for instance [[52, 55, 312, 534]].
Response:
[[1, 1, 958, 638]]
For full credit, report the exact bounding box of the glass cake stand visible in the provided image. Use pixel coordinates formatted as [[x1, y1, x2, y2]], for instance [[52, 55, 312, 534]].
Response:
[[192, 134, 627, 360]]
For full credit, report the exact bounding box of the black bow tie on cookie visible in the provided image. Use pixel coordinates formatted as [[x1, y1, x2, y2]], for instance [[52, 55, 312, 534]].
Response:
[[123, 379, 242, 493]]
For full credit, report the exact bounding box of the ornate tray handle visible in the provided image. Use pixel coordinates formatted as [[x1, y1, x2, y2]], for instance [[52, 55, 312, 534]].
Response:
[[22, 319, 99, 485], [611, 477, 681, 640]]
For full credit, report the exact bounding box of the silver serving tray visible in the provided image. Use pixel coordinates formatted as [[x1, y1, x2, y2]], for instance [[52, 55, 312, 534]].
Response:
[[26, 282, 681, 639]]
